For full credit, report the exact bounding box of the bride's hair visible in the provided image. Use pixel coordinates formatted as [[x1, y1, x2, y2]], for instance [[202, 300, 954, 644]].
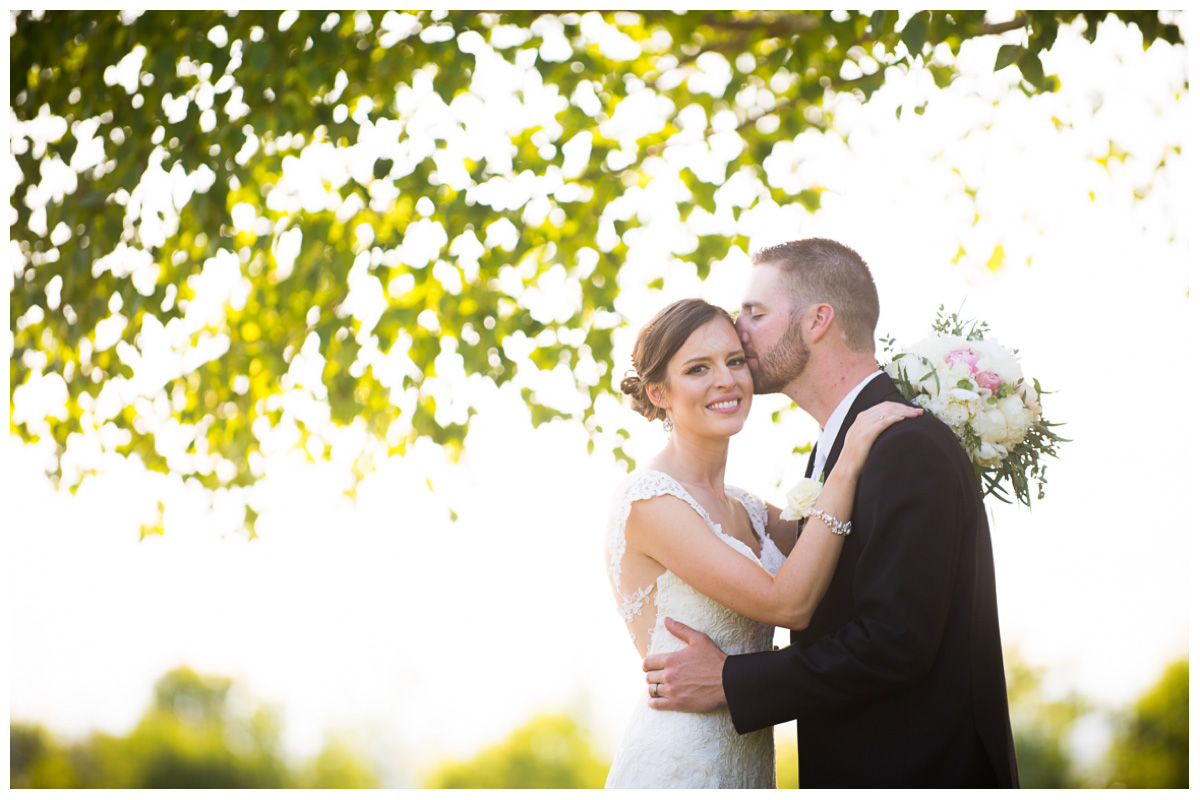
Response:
[[621, 299, 737, 422]]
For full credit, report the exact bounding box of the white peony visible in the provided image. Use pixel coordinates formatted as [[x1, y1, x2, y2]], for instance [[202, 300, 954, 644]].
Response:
[[885, 352, 937, 395], [976, 407, 1009, 443], [916, 386, 978, 430], [941, 359, 977, 387], [996, 395, 1033, 448], [976, 440, 1003, 466]]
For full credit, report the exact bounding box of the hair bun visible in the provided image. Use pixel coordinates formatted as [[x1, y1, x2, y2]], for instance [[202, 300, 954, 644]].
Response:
[[619, 374, 642, 396]]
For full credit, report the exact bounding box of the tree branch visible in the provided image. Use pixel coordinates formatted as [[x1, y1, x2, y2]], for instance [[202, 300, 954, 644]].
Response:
[[979, 14, 1028, 36], [698, 12, 821, 37], [671, 38, 751, 70]]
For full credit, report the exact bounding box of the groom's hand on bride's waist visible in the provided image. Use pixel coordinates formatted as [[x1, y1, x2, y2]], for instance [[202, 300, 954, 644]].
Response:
[[642, 617, 728, 712]]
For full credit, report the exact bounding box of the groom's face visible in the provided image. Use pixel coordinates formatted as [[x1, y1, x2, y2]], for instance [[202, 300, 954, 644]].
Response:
[[738, 263, 810, 394]]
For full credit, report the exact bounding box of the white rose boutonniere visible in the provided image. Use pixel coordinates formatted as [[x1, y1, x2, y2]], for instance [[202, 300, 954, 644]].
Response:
[[779, 477, 823, 522]]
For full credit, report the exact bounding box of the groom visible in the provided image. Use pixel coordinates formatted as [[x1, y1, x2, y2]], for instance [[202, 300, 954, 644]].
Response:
[[643, 239, 1019, 787]]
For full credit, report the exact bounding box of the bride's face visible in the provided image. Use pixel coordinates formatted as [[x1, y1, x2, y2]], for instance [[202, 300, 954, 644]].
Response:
[[652, 318, 753, 437]]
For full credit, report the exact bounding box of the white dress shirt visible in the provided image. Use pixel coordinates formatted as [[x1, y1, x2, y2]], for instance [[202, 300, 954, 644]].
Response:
[[809, 370, 883, 481]]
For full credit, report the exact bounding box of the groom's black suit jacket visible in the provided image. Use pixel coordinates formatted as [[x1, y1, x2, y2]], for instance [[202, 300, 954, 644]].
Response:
[[723, 374, 1019, 787]]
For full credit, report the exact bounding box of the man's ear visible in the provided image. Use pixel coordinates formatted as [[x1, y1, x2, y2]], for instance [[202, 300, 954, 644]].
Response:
[[807, 303, 836, 343]]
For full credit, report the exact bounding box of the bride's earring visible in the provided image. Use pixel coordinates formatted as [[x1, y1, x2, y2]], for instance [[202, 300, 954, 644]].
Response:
[[648, 384, 672, 432]]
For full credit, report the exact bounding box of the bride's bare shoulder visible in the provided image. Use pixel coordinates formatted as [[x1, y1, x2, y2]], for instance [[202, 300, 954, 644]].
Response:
[[628, 489, 690, 514], [624, 486, 706, 539]]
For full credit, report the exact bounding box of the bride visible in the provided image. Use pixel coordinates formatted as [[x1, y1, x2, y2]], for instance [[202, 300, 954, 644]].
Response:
[[604, 298, 918, 788]]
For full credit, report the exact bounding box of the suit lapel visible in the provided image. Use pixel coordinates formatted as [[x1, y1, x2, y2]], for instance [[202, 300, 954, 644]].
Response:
[[820, 374, 905, 479]]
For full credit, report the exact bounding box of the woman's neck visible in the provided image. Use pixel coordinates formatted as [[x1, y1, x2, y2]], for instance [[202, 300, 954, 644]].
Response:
[[651, 428, 730, 495]]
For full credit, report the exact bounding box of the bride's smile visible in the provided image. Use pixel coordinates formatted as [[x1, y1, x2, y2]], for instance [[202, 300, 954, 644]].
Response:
[[705, 396, 742, 413]]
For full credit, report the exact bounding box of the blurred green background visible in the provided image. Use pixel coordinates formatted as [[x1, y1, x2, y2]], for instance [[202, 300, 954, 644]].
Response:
[[10, 656, 1189, 788]]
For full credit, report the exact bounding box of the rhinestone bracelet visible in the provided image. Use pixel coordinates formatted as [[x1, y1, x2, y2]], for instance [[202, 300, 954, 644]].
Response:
[[806, 508, 851, 537]]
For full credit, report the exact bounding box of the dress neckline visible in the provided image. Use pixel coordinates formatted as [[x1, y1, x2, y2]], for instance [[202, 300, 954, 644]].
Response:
[[639, 468, 769, 562]]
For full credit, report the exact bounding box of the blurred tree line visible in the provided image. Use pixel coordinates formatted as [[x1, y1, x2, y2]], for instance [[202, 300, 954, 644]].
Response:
[[11, 658, 1187, 788], [9, 11, 1184, 535], [424, 713, 609, 789], [1105, 660, 1189, 789], [998, 656, 1187, 789], [9, 666, 378, 789]]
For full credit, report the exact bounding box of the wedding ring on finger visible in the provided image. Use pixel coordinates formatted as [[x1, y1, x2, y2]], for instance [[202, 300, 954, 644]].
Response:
[[651, 683, 661, 698]]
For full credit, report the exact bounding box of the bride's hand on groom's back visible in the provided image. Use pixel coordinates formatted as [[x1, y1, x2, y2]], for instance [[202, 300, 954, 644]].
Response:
[[836, 402, 923, 480], [641, 618, 729, 712]]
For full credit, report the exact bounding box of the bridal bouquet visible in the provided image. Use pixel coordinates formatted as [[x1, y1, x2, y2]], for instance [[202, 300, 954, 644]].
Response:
[[882, 307, 1065, 506]]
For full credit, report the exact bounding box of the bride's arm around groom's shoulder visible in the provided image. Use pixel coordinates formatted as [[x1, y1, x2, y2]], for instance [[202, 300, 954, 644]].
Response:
[[625, 492, 838, 630]]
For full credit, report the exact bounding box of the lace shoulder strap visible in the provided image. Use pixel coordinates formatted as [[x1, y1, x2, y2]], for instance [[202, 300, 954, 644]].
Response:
[[725, 484, 769, 544], [606, 470, 715, 587]]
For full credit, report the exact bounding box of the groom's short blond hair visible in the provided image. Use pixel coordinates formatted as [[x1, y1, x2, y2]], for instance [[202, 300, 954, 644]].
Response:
[[751, 238, 879, 353]]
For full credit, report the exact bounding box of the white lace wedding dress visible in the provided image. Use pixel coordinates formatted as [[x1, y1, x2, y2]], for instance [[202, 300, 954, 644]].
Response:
[[604, 469, 785, 789]]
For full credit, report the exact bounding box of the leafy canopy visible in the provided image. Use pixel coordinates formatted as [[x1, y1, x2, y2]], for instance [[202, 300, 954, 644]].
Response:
[[9, 11, 1183, 532]]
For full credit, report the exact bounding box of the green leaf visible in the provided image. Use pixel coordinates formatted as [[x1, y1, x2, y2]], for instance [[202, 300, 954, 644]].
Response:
[[796, 188, 823, 212], [1017, 50, 1045, 86], [900, 12, 928, 58], [869, 10, 898, 38], [994, 44, 1021, 72]]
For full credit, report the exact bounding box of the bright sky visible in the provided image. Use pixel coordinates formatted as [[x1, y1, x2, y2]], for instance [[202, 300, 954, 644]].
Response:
[[6, 13, 1192, 786]]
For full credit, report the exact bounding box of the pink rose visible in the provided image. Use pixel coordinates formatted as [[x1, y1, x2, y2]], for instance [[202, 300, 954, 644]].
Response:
[[946, 349, 980, 372], [975, 371, 1002, 395]]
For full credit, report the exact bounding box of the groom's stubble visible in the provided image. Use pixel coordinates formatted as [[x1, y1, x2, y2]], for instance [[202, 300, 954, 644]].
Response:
[[749, 309, 810, 395]]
